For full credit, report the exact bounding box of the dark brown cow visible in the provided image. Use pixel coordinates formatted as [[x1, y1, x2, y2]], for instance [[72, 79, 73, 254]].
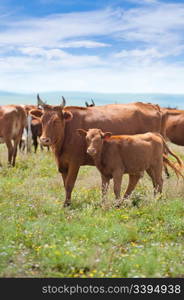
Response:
[[20, 106, 44, 153], [29, 109, 44, 153], [78, 129, 183, 206], [0, 105, 27, 166], [33, 94, 168, 207]]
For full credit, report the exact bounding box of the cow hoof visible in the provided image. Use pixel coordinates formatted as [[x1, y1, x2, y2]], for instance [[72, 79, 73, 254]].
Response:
[[114, 202, 122, 209], [63, 202, 71, 207]]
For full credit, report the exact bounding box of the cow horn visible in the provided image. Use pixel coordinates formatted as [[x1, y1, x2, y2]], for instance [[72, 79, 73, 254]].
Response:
[[61, 96, 66, 107], [85, 101, 89, 107], [37, 94, 47, 107], [91, 99, 95, 106]]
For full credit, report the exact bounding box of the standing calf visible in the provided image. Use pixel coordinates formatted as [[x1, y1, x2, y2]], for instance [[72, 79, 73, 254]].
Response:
[[78, 129, 183, 206]]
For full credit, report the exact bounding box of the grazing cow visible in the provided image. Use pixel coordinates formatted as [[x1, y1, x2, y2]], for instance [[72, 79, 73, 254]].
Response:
[[78, 129, 183, 206], [0, 105, 27, 166], [33, 94, 168, 207], [85, 99, 95, 107]]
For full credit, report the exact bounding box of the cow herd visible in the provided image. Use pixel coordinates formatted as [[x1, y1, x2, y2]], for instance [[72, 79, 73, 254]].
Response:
[[0, 94, 184, 207]]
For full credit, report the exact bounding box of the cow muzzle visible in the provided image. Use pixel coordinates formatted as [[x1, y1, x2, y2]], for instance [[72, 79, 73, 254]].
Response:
[[40, 137, 51, 146], [87, 148, 96, 156]]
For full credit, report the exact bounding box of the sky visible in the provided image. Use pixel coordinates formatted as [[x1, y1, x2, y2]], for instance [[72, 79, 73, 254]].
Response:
[[1, 0, 184, 94]]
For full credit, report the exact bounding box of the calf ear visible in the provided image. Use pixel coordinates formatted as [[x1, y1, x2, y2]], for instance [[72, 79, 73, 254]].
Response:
[[77, 129, 87, 137], [63, 110, 73, 122], [102, 132, 112, 140]]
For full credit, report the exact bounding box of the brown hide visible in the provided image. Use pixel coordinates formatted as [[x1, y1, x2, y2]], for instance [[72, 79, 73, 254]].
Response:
[[83, 129, 183, 205], [0, 105, 27, 166], [162, 108, 184, 146], [37, 101, 168, 206]]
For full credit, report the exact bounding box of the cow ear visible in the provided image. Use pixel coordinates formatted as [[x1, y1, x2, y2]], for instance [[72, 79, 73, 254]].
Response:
[[77, 129, 87, 137], [102, 132, 112, 140], [63, 110, 73, 122], [29, 109, 43, 118], [29, 109, 42, 121]]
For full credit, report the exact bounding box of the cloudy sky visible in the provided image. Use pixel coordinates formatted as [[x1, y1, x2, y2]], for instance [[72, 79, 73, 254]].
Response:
[[1, 0, 184, 94]]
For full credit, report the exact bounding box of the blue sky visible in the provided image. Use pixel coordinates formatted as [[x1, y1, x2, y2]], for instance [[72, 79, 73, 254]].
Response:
[[1, 0, 184, 94]]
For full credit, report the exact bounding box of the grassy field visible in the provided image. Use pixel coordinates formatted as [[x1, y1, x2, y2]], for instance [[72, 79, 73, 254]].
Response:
[[0, 143, 184, 278]]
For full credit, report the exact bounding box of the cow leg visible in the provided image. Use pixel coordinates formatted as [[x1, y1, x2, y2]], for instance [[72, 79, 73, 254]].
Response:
[[5, 139, 14, 165], [101, 175, 110, 205], [146, 167, 163, 195], [164, 165, 170, 178], [63, 164, 80, 207], [32, 135, 38, 153], [61, 171, 67, 187], [12, 138, 20, 166], [113, 170, 123, 207], [123, 174, 142, 199]]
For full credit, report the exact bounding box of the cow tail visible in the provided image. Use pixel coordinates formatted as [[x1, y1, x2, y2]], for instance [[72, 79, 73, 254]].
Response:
[[161, 137, 183, 167], [163, 154, 184, 179]]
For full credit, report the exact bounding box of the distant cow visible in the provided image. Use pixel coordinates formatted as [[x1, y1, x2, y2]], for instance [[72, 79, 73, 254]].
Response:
[[0, 105, 27, 166], [29, 109, 44, 153], [85, 99, 95, 107], [20, 106, 44, 153], [32, 94, 170, 207], [78, 129, 183, 206]]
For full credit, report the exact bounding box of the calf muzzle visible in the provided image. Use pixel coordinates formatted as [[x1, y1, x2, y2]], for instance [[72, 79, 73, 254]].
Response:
[[40, 137, 51, 146]]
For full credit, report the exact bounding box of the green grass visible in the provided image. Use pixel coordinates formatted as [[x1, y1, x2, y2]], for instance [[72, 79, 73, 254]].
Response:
[[0, 144, 184, 278]]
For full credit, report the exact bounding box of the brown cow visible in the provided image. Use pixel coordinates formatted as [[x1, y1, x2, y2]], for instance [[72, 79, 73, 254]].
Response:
[[33, 94, 168, 207], [78, 129, 183, 206], [160, 108, 184, 177], [20, 106, 44, 153], [29, 109, 45, 153], [0, 105, 27, 166], [162, 108, 184, 146]]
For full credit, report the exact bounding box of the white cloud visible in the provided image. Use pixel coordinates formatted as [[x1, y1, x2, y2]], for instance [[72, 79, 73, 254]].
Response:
[[114, 45, 184, 60], [1, 2, 184, 93], [59, 40, 110, 48], [0, 9, 120, 48]]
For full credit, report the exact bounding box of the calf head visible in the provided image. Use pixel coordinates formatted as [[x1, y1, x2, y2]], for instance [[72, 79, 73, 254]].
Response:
[[77, 128, 112, 157]]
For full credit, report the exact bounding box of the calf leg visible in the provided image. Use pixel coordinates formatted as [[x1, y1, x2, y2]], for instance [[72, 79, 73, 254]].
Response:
[[113, 170, 123, 206], [63, 164, 80, 207], [123, 174, 142, 199], [101, 175, 110, 205]]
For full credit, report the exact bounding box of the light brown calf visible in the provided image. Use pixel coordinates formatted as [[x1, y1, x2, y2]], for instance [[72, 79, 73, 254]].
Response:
[[78, 129, 183, 206]]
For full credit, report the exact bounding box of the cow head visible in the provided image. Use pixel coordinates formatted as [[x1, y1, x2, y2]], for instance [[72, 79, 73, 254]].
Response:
[[31, 94, 73, 147], [77, 128, 112, 157]]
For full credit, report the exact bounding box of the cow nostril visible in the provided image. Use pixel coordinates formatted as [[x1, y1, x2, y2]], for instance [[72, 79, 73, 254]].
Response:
[[87, 148, 96, 156]]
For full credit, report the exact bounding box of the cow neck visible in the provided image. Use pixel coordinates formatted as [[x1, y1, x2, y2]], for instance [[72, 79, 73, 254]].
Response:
[[52, 124, 66, 157]]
